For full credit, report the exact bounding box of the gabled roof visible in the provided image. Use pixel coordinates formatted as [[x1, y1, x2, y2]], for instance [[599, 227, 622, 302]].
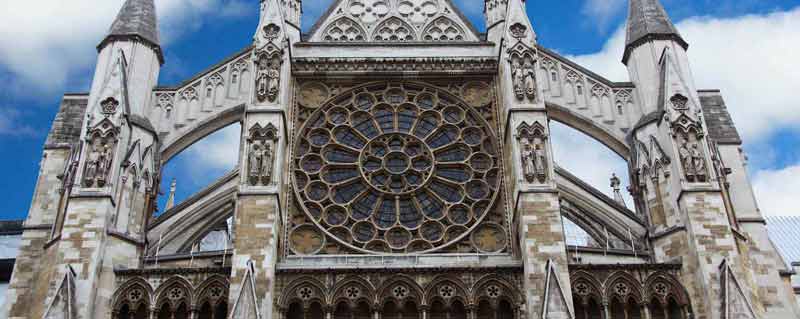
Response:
[[306, 0, 482, 42]]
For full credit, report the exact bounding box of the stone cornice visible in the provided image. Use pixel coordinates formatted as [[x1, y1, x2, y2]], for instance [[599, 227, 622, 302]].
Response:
[[291, 57, 498, 76], [569, 262, 682, 271], [115, 266, 231, 276]]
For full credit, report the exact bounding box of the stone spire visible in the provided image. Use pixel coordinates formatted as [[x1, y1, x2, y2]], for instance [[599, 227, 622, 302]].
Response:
[[98, 0, 163, 63], [165, 179, 177, 210], [610, 173, 627, 207], [623, 0, 687, 64]]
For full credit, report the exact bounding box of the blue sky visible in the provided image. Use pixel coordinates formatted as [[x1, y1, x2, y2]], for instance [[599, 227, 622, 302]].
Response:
[[1, 0, 799, 220]]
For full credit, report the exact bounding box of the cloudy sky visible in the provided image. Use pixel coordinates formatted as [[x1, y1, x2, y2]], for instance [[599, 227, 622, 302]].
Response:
[[0, 0, 798, 219]]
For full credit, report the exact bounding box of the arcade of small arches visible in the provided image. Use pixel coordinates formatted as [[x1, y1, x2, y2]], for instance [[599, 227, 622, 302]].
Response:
[[569, 270, 690, 319], [112, 276, 230, 319], [276, 274, 521, 319]]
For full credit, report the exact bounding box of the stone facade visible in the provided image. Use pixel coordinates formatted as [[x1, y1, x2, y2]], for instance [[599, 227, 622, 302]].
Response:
[[2, 0, 799, 318]]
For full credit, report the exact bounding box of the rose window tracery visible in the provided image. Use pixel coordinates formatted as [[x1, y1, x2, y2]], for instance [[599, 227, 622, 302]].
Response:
[[349, 0, 390, 24], [398, 0, 439, 25], [293, 83, 501, 254]]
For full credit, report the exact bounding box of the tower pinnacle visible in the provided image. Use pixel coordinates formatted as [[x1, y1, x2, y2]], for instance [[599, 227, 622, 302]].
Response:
[[98, 0, 163, 63], [623, 0, 687, 64]]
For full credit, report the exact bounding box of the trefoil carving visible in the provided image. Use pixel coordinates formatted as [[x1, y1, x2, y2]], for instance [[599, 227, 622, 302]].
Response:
[[670, 94, 688, 111], [262, 23, 281, 42], [517, 122, 548, 183], [509, 23, 527, 39], [247, 123, 279, 186]]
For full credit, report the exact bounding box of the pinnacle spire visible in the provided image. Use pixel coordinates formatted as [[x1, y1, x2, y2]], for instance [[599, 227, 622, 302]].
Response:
[[99, 0, 163, 62], [623, 0, 687, 63]]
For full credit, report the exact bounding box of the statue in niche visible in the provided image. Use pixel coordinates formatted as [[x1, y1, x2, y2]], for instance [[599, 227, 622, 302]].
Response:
[[261, 141, 274, 185], [255, 52, 281, 103], [247, 123, 279, 186], [83, 136, 116, 188], [510, 53, 537, 102], [517, 122, 548, 183], [679, 136, 707, 183], [521, 140, 537, 182], [248, 143, 263, 185]]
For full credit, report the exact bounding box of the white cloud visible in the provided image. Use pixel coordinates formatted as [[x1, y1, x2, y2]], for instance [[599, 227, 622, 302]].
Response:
[[0, 108, 36, 137], [185, 124, 241, 174], [550, 122, 634, 207], [568, 7, 800, 143], [752, 164, 800, 217], [581, 0, 626, 31], [0, 0, 251, 94]]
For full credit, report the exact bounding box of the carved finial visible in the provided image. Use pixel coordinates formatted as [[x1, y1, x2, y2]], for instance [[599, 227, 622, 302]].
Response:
[[165, 179, 177, 210], [610, 173, 627, 207]]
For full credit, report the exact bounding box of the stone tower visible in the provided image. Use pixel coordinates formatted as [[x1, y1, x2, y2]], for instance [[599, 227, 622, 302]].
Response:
[[2, 0, 798, 318]]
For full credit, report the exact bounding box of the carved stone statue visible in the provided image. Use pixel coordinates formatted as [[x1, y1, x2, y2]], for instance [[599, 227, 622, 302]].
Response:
[[248, 143, 262, 185], [267, 68, 280, 101], [512, 60, 525, 100], [83, 147, 100, 187], [521, 140, 536, 182], [523, 60, 537, 101], [261, 141, 274, 185], [679, 136, 708, 183], [96, 145, 113, 186], [691, 142, 707, 182], [534, 140, 546, 177]]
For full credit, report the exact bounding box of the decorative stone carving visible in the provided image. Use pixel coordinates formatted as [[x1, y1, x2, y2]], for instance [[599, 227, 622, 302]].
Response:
[[349, 0, 389, 25], [323, 17, 367, 42], [509, 23, 527, 39], [255, 49, 282, 103], [373, 17, 415, 42], [677, 135, 707, 183], [262, 23, 281, 42], [290, 224, 325, 255], [100, 97, 119, 116], [670, 93, 689, 111], [292, 57, 498, 76], [83, 119, 119, 188], [398, 0, 439, 25], [298, 82, 330, 109], [517, 122, 548, 183], [247, 123, 279, 186], [461, 81, 492, 107], [508, 44, 538, 102], [292, 82, 502, 254], [422, 17, 465, 41], [471, 223, 507, 253]]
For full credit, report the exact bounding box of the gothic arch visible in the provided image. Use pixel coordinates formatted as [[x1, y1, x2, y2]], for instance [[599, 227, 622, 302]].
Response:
[[112, 278, 154, 317], [330, 276, 377, 309], [569, 270, 604, 306], [278, 276, 330, 311], [423, 275, 470, 308], [603, 271, 644, 305], [321, 16, 368, 42], [372, 16, 416, 42], [377, 275, 425, 307], [643, 273, 690, 307], [471, 275, 520, 310], [546, 102, 631, 160], [154, 276, 193, 315]]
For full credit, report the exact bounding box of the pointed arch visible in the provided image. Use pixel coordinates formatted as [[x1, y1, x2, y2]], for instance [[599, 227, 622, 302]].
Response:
[[154, 276, 193, 311], [330, 275, 377, 309], [377, 274, 425, 307], [423, 275, 470, 309], [113, 277, 155, 316], [422, 16, 465, 41], [322, 16, 367, 42], [278, 276, 329, 311], [372, 16, 416, 42], [604, 271, 644, 306]]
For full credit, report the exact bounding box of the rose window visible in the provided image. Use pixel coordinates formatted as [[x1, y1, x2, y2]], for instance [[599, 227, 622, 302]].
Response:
[[293, 82, 501, 254]]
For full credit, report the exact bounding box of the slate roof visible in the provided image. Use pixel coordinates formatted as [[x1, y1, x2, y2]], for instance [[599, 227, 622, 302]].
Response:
[[623, 0, 687, 63], [698, 90, 743, 145], [766, 216, 800, 267], [45, 95, 89, 149], [107, 0, 160, 46]]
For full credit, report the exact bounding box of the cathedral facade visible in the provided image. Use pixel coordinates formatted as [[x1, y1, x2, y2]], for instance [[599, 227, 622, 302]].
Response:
[[2, 0, 799, 318]]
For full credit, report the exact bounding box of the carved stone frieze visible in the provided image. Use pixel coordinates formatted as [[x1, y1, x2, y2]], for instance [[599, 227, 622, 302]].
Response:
[[291, 57, 498, 76]]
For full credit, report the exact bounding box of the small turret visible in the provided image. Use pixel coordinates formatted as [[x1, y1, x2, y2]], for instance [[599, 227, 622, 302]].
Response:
[[622, 0, 686, 65], [98, 0, 163, 64]]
